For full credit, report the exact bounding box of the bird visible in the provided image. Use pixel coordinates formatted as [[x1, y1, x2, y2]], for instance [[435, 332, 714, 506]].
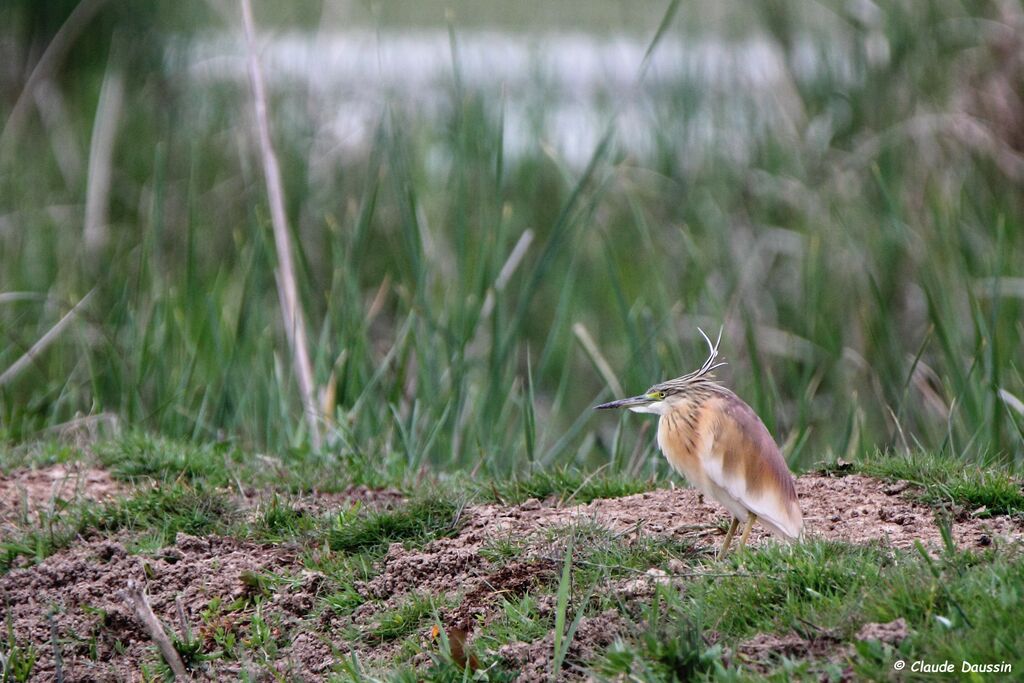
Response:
[[596, 329, 802, 559]]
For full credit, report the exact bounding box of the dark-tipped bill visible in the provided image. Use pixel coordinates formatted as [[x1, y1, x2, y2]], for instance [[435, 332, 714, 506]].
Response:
[[595, 395, 650, 410]]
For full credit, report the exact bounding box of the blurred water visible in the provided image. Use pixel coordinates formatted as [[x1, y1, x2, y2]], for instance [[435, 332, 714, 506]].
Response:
[[185, 29, 860, 168]]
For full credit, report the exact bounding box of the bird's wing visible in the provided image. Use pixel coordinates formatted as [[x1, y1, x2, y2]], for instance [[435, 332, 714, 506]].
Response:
[[703, 395, 803, 539]]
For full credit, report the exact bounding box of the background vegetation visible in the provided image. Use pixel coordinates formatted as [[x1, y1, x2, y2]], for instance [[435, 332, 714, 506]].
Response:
[[2, 0, 1022, 477]]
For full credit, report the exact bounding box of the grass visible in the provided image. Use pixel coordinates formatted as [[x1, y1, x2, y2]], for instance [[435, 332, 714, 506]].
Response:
[[0, 482, 234, 572], [1, 615, 38, 683], [598, 587, 721, 681], [2, 0, 1024, 679], [327, 498, 464, 555], [1, 440, 1023, 679], [857, 451, 1024, 516], [484, 466, 656, 505], [369, 594, 442, 642], [1, 2, 1021, 476], [585, 537, 1024, 681], [688, 541, 899, 638]]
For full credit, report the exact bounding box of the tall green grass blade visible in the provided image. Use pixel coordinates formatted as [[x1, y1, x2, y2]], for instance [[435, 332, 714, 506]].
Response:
[[552, 536, 578, 679]]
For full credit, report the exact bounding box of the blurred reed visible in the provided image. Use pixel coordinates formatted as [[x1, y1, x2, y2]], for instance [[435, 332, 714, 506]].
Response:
[[0, 1, 1021, 479]]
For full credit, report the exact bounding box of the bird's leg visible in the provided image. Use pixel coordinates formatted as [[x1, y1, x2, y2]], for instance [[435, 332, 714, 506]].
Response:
[[737, 513, 757, 551], [717, 517, 740, 560]]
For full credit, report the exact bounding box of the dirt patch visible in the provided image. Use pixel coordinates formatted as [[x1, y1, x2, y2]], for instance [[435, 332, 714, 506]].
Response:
[[798, 474, 1022, 550], [565, 474, 1023, 552], [322, 485, 406, 510], [730, 631, 846, 676], [446, 558, 558, 630], [0, 464, 127, 528], [609, 565, 682, 602], [737, 631, 841, 661], [497, 609, 624, 681], [361, 539, 491, 603], [0, 533, 340, 681], [730, 617, 909, 678], [443, 474, 1022, 558], [855, 618, 909, 645]]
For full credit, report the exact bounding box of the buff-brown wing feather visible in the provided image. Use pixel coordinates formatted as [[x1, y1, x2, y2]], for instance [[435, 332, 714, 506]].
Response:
[[704, 395, 803, 539]]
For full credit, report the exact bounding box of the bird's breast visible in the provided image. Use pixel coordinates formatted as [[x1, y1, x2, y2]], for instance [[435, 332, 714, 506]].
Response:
[[657, 402, 715, 492]]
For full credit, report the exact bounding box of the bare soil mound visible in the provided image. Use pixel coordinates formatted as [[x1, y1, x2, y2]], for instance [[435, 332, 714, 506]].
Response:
[[458, 473, 1019, 554], [0, 534, 340, 681], [1, 473, 1020, 680]]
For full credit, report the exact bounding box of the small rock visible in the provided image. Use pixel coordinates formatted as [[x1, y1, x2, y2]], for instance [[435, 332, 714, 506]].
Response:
[[667, 558, 687, 574], [879, 509, 911, 526], [977, 534, 992, 547], [645, 568, 669, 584], [883, 482, 910, 496], [519, 498, 541, 511]]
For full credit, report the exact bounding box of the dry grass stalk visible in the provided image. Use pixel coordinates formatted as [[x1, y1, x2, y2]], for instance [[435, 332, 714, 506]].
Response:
[[83, 64, 124, 254], [122, 580, 188, 680], [573, 322, 624, 398], [0, 290, 94, 388], [240, 0, 322, 448]]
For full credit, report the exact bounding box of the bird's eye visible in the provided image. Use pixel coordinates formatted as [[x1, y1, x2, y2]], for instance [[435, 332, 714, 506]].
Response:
[[647, 390, 665, 400]]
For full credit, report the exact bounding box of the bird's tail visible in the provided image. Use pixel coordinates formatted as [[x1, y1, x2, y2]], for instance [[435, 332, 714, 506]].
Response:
[[757, 509, 804, 542]]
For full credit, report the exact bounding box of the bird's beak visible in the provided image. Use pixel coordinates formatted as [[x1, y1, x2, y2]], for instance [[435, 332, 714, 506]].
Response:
[[595, 395, 651, 410]]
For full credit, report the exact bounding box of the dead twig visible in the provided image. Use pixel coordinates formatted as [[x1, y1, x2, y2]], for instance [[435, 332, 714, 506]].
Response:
[[122, 580, 188, 680]]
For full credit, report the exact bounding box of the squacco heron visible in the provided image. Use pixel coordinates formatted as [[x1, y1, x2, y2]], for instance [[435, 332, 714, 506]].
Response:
[[597, 330, 802, 558]]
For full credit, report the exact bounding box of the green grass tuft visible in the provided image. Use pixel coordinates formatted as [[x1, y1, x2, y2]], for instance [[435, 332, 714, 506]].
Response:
[[487, 467, 654, 505], [95, 433, 236, 486], [859, 452, 1024, 516], [690, 541, 896, 638], [328, 498, 464, 555], [1, 614, 38, 682], [598, 586, 722, 681], [369, 593, 441, 642]]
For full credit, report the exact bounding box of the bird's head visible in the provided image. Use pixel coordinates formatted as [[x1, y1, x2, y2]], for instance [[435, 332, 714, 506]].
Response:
[[595, 328, 726, 416]]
